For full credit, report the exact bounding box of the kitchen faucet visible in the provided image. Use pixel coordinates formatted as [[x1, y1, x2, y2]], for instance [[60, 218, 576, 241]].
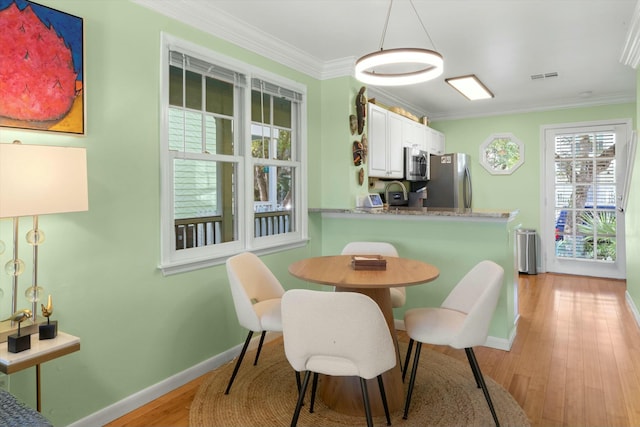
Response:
[[384, 180, 407, 205]]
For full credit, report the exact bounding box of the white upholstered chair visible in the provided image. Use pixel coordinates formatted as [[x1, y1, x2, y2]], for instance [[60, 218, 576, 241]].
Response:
[[224, 252, 285, 395], [341, 241, 406, 308], [402, 260, 504, 426], [282, 289, 396, 427]]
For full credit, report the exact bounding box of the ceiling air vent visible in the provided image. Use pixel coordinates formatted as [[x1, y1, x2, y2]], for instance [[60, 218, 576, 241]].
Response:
[[531, 72, 558, 80]]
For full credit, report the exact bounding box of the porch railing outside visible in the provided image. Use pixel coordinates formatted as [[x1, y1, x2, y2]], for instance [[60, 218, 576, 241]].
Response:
[[175, 211, 292, 249]]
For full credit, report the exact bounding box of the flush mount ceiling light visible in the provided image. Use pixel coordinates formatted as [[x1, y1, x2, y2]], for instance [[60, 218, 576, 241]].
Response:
[[445, 74, 494, 100], [355, 0, 444, 86]]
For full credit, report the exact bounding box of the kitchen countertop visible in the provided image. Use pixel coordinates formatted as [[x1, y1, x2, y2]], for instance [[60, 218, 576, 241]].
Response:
[[309, 207, 518, 222]]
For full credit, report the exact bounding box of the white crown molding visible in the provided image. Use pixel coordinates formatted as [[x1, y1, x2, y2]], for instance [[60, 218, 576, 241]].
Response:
[[321, 57, 358, 80], [132, 0, 353, 81], [430, 93, 636, 122], [133, 0, 635, 121], [620, 0, 640, 69]]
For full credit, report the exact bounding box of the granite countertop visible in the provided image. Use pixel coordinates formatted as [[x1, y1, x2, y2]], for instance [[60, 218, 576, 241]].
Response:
[[309, 207, 518, 221]]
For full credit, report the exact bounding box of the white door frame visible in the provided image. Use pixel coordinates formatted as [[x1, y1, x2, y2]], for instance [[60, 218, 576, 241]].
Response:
[[540, 119, 631, 279]]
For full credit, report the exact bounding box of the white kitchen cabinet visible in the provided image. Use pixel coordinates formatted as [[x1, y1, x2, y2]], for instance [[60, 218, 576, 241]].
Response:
[[402, 118, 426, 151], [367, 103, 404, 178], [425, 127, 446, 155]]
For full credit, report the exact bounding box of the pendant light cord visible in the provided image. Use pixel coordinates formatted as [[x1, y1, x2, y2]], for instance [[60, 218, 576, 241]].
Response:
[[378, 0, 394, 51], [409, 0, 439, 52], [379, 0, 439, 52]]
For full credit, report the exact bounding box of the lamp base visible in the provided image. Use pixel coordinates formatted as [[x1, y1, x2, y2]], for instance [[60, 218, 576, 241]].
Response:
[[8, 333, 31, 353], [39, 321, 58, 340]]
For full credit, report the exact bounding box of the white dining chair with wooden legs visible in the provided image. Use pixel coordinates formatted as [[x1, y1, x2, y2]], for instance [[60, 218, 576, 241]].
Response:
[[224, 252, 285, 395], [281, 289, 396, 427], [402, 260, 504, 426]]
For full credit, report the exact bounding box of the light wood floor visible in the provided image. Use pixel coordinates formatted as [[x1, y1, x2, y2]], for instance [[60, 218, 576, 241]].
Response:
[[105, 273, 640, 427]]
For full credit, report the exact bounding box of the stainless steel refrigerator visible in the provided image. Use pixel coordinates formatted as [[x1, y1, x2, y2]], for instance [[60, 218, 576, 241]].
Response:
[[424, 153, 472, 208]]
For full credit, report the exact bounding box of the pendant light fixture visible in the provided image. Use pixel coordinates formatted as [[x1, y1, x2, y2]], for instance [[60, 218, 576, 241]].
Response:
[[355, 0, 443, 86]]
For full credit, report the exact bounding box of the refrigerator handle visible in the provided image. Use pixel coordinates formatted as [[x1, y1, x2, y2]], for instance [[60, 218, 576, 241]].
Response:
[[464, 166, 472, 208]]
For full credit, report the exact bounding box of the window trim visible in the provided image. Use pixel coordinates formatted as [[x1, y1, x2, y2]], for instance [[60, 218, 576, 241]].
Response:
[[159, 33, 308, 275]]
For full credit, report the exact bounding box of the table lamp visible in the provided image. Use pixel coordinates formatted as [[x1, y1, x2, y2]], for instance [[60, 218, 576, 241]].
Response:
[[0, 141, 88, 349]]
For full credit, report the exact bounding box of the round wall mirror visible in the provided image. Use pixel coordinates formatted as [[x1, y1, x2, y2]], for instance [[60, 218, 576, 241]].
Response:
[[479, 133, 524, 175]]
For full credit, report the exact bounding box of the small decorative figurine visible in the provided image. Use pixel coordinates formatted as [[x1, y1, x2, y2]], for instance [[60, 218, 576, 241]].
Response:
[[353, 140, 364, 166], [39, 295, 57, 339], [355, 86, 367, 135], [361, 134, 368, 164], [358, 167, 364, 186], [6, 309, 32, 353], [349, 114, 357, 135]]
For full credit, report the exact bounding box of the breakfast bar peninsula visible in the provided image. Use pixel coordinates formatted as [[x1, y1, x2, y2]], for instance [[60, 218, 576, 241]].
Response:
[[307, 207, 520, 350]]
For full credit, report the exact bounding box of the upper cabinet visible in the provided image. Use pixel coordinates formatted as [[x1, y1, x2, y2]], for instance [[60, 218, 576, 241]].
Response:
[[402, 119, 426, 151], [368, 103, 404, 178], [425, 127, 445, 155], [368, 102, 445, 177]]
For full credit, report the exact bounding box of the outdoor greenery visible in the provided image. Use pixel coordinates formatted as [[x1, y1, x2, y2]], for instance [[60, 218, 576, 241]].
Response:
[[252, 130, 292, 209], [577, 211, 617, 261], [484, 137, 521, 171]]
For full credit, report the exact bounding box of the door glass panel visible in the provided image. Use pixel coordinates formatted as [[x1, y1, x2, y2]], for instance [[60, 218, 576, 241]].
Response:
[[553, 131, 617, 263]]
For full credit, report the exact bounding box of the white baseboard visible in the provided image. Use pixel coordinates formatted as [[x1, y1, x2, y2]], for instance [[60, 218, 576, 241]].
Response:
[[626, 291, 640, 328], [68, 332, 281, 427]]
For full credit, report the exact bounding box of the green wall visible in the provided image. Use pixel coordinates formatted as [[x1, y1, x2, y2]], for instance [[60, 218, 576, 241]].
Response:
[[0, 1, 324, 425], [625, 71, 640, 313], [0, 0, 638, 425]]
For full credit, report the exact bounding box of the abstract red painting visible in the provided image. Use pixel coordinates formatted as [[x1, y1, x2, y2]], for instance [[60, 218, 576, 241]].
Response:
[[0, 0, 84, 134]]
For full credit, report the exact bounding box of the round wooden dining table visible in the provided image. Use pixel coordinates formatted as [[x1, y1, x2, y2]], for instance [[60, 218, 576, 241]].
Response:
[[288, 255, 440, 416]]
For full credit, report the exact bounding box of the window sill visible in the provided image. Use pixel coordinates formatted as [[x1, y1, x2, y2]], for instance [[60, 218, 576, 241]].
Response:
[[158, 238, 310, 276]]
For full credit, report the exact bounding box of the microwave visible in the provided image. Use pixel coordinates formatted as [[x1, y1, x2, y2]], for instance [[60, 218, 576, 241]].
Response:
[[405, 147, 429, 181]]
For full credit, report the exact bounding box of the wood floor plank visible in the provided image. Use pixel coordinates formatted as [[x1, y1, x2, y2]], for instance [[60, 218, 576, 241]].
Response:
[[104, 273, 640, 427]]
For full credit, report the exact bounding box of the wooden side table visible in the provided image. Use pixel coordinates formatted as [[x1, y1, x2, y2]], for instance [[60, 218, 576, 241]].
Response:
[[0, 332, 80, 412]]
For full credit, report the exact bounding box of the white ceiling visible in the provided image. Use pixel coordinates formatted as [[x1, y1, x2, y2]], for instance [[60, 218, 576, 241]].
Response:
[[134, 0, 638, 120]]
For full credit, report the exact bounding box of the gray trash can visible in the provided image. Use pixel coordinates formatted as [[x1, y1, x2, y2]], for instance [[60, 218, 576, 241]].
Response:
[[517, 229, 537, 274]]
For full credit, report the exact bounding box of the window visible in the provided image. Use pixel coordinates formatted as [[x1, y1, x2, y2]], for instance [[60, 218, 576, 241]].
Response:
[[479, 133, 524, 175], [159, 34, 307, 275], [553, 131, 617, 261]]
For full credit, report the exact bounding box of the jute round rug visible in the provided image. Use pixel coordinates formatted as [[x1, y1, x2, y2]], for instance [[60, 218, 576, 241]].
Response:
[[190, 340, 530, 427]]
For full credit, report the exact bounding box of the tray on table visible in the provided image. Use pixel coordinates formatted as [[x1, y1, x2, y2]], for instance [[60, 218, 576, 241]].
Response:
[[350, 255, 387, 270]]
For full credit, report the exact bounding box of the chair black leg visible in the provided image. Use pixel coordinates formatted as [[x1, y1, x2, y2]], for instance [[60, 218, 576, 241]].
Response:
[[403, 341, 422, 420], [310, 372, 319, 413], [403, 338, 415, 381], [225, 331, 254, 395], [377, 375, 391, 426], [465, 348, 500, 427], [359, 377, 373, 427], [253, 330, 267, 365], [291, 371, 311, 427], [464, 347, 482, 388], [294, 371, 308, 407]]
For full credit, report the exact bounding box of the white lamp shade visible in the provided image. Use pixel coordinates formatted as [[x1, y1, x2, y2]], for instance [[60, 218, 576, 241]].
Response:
[[0, 143, 88, 218]]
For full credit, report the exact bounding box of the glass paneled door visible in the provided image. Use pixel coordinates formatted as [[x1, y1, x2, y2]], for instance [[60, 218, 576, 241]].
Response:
[[542, 120, 630, 279]]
